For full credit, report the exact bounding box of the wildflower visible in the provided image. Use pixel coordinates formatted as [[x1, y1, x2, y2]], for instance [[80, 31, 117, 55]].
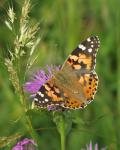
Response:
[[24, 65, 60, 94], [12, 138, 37, 150], [82, 141, 106, 150]]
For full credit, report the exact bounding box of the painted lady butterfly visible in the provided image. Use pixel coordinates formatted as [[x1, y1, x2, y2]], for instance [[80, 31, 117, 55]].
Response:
[[34, 36, 100, 110]]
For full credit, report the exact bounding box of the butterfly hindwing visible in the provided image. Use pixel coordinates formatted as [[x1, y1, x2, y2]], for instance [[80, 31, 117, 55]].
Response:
[[79, 72, 99, 104], [60, 72, 99, 109]]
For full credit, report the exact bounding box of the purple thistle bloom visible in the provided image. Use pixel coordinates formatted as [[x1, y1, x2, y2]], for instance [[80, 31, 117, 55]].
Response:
[[12, 138, 37, 150], [82, 141, 106, 150], [24, 65, 60, 94]]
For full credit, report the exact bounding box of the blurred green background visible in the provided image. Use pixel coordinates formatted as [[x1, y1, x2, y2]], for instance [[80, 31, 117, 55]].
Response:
[[0, 0, 119, 149]]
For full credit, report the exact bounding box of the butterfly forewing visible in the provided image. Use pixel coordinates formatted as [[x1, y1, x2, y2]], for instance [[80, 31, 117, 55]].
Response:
[[61, 36, 100, 72]]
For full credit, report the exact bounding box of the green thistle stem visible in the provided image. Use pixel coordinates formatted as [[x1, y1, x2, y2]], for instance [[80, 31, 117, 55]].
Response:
[[59, 116, 66, 150], [53, 111, 72, 150]]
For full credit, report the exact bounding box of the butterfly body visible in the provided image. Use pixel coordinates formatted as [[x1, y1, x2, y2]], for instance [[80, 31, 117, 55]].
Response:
[[34, 36, 100, 110]]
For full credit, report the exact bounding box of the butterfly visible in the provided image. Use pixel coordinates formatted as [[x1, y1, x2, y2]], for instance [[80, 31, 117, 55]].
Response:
[[33, 36, 100, 110]]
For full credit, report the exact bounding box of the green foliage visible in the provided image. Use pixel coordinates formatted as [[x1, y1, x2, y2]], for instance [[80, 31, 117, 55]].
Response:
[[0, 0, 119, 149]]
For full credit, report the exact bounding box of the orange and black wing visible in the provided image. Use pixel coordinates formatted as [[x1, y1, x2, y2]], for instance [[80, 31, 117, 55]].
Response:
[[34, 71, 99, 110], [60, 36, 100, 109], [33, 36, 100, 110], [62, 36, 100, 71], [33, 78, 64, 109]]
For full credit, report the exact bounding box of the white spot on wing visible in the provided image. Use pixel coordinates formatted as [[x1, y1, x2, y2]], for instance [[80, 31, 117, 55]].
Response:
[[91, 41, 93, 44], [78, 44, 83, 49], [87, 37, 91, 42], [34, 98, 38, 102], [93, 53, 96, 57], [78, 44, 86, 51], [88, 48, 92, 53], [82, 46, 86, 50], [94, 59, 96, 64], [91, 45, 94, 48], [45, 98, 49, 102], [38, 91, 44, 97], [38, 91, 41, 95]]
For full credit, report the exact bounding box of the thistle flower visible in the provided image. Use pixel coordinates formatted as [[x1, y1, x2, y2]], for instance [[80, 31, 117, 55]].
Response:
[[82, 141, 106, 150], [24, 65, 60, 94], [12, 138, 37, 150]]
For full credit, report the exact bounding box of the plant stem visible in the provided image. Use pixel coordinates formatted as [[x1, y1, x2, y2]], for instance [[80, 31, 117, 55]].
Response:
[[53, 111, 72, 150], [115, 0, 120, 148], [60, 117, 66, 150], [20, 87, 40, 146]]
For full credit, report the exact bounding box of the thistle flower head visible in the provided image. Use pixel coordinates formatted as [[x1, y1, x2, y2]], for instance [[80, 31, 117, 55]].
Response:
[[12, 138, 37, 150], [24, 65, 60, 95], [82, 141, 106, 150]]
